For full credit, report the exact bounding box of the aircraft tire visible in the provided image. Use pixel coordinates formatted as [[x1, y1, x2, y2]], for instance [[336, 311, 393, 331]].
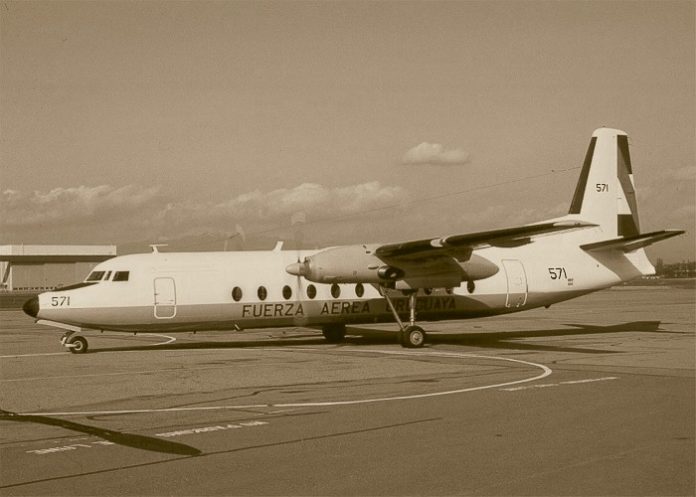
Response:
[[400, 326, 426, 348], [322, 324, 346, 344], [67, 336, 88, 354]]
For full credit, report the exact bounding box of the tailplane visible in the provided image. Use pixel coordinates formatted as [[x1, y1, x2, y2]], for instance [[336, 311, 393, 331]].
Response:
[[581, 230, 684, 253]]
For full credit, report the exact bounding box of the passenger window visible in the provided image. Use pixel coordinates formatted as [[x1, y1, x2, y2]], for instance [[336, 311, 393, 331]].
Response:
[[282, 285, 292, 300], [257, 286, 267, 301], [355, 283, 364, 298], [86, 271, 105, 282], [306, 284, 317, 299], [232, 287, 243, 302], [113, 271, 130, 282], [331, 284, 341, 298]]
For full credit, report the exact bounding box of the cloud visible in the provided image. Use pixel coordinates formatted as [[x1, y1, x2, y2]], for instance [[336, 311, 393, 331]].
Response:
[[156, 181, 407, 230], [402, 142, 470, 165], [0, 185, 163, 229], [0, 181, 408, 244]]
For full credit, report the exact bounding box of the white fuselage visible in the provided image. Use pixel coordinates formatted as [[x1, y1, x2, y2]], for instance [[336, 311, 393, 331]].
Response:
[[32, 225, 651, 334]]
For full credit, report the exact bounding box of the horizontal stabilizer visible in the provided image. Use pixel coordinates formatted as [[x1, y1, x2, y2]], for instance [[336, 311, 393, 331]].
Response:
[[580, 230, 685, 253], [376, 220, 596, 260]]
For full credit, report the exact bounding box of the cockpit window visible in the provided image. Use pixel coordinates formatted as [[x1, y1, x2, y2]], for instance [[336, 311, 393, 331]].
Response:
[[104, 271, 112, 281], [113, 271, 130, 282], [86, 271, 106, 282]]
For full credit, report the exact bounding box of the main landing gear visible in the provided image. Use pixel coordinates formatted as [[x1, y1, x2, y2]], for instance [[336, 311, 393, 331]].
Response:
[[381, 288, 427, 348], [61, 331, 88, 354]]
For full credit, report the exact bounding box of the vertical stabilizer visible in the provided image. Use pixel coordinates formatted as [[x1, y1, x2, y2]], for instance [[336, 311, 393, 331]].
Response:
[[568, 128, 640, 238]]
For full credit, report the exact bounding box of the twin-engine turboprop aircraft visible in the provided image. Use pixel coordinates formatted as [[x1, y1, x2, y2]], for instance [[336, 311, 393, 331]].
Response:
[[23, 128, 683, 353]]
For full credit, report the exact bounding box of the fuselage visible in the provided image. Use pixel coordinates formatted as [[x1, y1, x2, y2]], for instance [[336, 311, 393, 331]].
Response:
[[29, 224, 650, 334]]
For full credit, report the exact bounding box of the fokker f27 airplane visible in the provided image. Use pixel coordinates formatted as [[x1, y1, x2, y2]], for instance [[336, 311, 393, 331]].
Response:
[[23, 128, 683, 353]]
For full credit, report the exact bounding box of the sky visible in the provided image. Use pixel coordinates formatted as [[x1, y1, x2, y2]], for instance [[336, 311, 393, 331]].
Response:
[[1, 1, 694, 261]]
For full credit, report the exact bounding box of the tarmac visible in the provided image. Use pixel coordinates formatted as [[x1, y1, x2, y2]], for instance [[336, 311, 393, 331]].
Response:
[[0, 286, 694, 496]]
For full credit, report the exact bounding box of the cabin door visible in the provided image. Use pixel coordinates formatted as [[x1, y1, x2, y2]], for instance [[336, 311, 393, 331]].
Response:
[[154, 277, 177, 319], [502, 260, 528, 308]]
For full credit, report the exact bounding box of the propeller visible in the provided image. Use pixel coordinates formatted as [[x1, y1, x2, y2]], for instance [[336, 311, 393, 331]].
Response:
[[287, 211, 312, 328], [288, 210, 308, 288]]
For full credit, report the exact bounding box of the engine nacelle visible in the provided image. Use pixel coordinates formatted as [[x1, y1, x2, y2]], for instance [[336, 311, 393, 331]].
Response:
[[286, 244, 499, 286], [287, 245, 396, 284], [460, 254, 500, 281]]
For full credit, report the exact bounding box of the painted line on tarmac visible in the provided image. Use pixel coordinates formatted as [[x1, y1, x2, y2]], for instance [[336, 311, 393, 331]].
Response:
[[26, 421, 269, 456], [501, 376, 618, 391], [0, 352, 66, 359], [139, 334, 177, 346], [1, 368, 202, 383], [0, 334, 176, 359], [19, 349, 552, 417]]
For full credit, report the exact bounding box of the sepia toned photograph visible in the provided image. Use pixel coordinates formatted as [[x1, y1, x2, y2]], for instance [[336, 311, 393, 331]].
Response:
[[1, 1, 694, 495]]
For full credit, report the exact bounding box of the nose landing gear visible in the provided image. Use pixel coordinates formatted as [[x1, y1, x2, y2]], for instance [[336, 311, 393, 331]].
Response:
[[61, 331, 89, 354]]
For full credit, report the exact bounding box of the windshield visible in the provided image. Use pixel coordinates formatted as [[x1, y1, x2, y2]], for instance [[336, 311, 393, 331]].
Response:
[[85, 271, 106, 282]]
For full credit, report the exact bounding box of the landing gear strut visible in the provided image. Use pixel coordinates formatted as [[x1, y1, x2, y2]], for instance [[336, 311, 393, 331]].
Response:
[[61, 331, 88, 354], [322, 324, 346, 343], [381, 288, 427, 348]]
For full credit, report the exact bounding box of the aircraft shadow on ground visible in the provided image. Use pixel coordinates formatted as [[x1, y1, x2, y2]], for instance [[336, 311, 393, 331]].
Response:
[[0, 409, 201, 456], [86, 320, 674, 355]]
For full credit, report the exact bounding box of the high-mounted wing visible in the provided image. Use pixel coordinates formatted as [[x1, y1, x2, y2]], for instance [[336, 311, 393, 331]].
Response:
[[376, 220, 596, 260], [287, 220, 596, 288]]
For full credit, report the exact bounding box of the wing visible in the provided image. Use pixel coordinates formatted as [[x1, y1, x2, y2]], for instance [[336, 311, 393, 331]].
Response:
[[370, 220, 596, 288], [289, 220, 596, 288], [376, 220, 596, 261]]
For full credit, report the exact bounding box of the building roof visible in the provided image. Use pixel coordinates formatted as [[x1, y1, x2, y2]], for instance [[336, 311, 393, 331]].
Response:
[[0, 245, 117, 263]]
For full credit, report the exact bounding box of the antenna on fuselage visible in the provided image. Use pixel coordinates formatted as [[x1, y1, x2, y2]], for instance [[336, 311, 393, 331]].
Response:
[[149, 244, 168, 254]]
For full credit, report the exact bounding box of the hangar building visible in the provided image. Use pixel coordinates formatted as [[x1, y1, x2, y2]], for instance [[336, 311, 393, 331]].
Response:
[[0, 245, 117, 291]]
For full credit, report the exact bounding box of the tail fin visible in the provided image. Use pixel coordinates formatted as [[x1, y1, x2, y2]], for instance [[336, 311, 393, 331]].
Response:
[[568, 128, 640, 238]]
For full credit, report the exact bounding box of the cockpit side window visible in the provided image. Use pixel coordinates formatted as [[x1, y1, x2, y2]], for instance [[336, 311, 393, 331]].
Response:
[[86, 271, 106, 282], [113, 271, 130, 282]]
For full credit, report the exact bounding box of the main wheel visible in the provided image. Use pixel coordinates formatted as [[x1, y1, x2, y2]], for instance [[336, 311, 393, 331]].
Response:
[[322, 324, 346, 344], [67, 336, 88, 354], [400, 326, 426, 348]]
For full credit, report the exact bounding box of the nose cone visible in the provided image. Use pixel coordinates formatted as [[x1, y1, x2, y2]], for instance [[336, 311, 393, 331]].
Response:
[[22, 296, 39, 318], [285, 261, 308, 277]]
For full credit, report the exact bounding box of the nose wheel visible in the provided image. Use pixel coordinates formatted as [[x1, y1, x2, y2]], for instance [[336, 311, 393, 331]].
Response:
[[61, 332, 89, 354]]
